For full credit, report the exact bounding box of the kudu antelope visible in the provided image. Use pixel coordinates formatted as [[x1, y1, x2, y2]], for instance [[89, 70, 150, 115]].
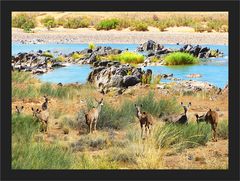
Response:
[[31, 107, 49, 133], [42, 96, 50, 110], [161, 102, 191, 124], [15, 106, 24, 115], [195, 109, 218, 141], [135, 104, 153, 139], [84, 98, 103, 134]]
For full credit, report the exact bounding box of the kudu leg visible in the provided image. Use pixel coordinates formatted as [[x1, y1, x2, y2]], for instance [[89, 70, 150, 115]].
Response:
[[89, 122, 93, 134]]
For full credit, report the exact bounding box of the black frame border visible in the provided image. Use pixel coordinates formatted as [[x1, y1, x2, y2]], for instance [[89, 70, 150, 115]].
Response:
[[1, 0, 239, 181]]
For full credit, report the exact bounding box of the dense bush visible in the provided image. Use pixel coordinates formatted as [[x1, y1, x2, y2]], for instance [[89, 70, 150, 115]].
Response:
[[95, 19, 120, 30], [12, 13, 36, 32], [164, 52, 199, 65], [63, 17, 90, 29], [130, 22, 148, 31], [41, 16, 57, 30]]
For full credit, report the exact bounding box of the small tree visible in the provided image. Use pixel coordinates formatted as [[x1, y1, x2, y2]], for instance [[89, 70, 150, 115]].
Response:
[[41, 16, 56, 30]]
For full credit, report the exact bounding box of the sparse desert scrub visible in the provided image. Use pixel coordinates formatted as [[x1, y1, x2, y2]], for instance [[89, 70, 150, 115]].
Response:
[[216, 120, 228, 139], [130, 22, 148, 31], [62, 17, 90, 29], [41, 16, 57, 30], [164, 52, 199, 65], [12, 13, 36, 32]]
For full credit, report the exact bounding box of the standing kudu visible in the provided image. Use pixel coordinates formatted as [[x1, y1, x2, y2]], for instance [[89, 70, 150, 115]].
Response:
[[31, 107, 49, 133], [161, 102, 191, 124], [195, 109, 218, 141], [135, 104, 153, 139], [84, 98, 104, 134]]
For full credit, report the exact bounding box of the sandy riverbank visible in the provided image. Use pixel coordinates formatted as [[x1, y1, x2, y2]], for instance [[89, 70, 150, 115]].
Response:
[[12, 27, 228, 45]]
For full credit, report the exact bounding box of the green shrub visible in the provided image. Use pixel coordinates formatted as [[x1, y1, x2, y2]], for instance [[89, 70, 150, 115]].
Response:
[[12, 13, 36, 32], [12, 143, 74, 169], [135, 91, 181, 117], [12, 84, 39, 99], [217, 120, 228, 139], [98, 92, 180, 130], [207, 19, 224, 32], [95, 19, 120, 30], [88, 42, 96, 50], [42, 52, 54, 58], [40, 83, 76, 99], [41, 16, 57, 30], [108, 147, 137, 164], [157, 21, 168, 31], [153, 122, 211, 151], [12, 114, 40, 143], [108, 52, 145, 64], [12, 71, 32, 83], [71, 52, 83, 60], [164, 52, 199, 65], [194, 23, 207, 32], [55, 55, 65, 62], [130, 22, 148, 31], [63, 17, 90, 29]]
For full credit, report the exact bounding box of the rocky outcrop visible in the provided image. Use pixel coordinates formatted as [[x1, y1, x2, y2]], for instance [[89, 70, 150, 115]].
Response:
[[137, 40, 223, 59], [88, 63, 144, 94], [157, 80, 219, 95], [186, 74, 202, 78]]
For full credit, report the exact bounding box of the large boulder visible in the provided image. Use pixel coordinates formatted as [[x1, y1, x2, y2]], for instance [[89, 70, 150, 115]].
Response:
[[123, 75, 140, 87]]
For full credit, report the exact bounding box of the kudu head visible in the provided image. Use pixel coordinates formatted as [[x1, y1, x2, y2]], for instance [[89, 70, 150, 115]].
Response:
[[180, 102, 191, 115], [15, 106, 24, 114]]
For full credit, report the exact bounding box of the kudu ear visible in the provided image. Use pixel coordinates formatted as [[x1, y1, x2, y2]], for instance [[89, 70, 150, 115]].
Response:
[[31, 107, 34, 111], [15, 106, 18, 109], [188, 102, 191, 107], [209, 109, 212, 111], [134, 104, 137, 107], [140, 104, 143, 107], [21, 106, 24, 109], [180, 102, 183, 106]]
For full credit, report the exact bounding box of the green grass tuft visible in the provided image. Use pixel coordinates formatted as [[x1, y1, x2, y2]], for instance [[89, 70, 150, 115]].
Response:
[[164, 52, 199, 65], [108, 52, 145, 64]]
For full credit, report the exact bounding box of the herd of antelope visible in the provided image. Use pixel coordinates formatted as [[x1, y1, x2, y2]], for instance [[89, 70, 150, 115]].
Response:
[[15, 96, 219, 142]]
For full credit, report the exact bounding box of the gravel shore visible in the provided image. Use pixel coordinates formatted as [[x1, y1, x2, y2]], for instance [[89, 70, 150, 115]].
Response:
[[12, 28, 228, 45]]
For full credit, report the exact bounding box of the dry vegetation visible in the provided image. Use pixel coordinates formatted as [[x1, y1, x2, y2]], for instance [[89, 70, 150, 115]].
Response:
[[12, 12, 228, 33], [12, 71, 228, 169]]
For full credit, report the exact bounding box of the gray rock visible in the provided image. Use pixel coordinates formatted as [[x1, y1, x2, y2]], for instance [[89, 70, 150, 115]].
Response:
[[123, 75, 140, 87]]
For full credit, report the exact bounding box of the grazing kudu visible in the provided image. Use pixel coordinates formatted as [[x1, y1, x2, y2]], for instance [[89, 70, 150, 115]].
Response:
[[161, 102, 191, 124], [31, 107, 49, 133], [42, 96, 49, 110], [135, 104, 153, 139], [84, 98, 104, 134], [15, 106, 24, 115], [195, 109, 218, 141]]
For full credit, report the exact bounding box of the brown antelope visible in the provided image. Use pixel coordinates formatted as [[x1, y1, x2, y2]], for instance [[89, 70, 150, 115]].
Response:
[[195, 109, 218, 141], [161, 102, 191, 124], [42, 96, 50, 110], [135, 104, 153, 139], [84, 98, 103, 134], [31, 107, 49, 133], [15, 106, 24, 115]]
